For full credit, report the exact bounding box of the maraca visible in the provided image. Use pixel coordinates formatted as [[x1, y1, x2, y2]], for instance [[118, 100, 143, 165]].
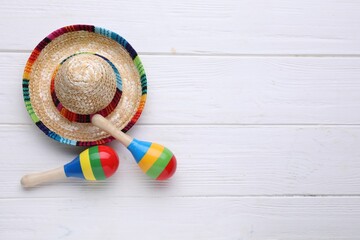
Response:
[[21, 145, 119, 187], [22, 25, 177, 181], [92, 114, 176, 180]]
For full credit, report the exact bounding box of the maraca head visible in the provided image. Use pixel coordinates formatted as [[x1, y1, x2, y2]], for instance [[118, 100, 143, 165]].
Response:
[[64, 145, 119, 180], [127, 139, 177, 180]]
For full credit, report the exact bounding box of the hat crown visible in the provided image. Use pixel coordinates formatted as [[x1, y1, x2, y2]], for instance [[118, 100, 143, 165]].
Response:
[[54, 54, 117, 115]]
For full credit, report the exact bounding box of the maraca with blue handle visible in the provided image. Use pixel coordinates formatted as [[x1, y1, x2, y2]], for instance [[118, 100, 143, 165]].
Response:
[[21, 145, 119, 187], [92, 114, 177, 180]]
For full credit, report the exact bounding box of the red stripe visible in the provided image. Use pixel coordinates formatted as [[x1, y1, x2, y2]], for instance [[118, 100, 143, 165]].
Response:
[[156, 155, 177, 180], [98, 145, 119, 178], [96, 90, 122, 116]]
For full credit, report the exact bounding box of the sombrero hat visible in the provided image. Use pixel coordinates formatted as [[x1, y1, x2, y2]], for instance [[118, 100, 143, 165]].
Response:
[[22, 25, 147, 146]]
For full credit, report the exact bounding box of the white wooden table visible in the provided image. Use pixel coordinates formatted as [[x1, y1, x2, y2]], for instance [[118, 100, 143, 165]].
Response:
[[1, 1, 360, 239]]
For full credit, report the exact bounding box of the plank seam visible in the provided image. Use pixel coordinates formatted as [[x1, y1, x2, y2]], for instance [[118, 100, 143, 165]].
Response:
[[2, 195, 360, 200], [3, 50, 360, 58]]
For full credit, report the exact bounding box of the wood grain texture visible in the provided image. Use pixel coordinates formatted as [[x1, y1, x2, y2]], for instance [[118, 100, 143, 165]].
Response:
[[2, 125, 360, 198], [2, 53, 360, 125], [1, 0, 360, 54], [1, 197, 360, 240], [2, 0, 360, 239]]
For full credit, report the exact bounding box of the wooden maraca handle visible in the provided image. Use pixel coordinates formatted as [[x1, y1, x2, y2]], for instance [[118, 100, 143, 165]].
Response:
[[92, 114, 177, 180], [91, 114, 133, 147], [21, 167, 65, 187]]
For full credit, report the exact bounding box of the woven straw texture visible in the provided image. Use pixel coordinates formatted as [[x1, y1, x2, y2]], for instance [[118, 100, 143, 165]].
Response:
[[22, 25, 147, 146]]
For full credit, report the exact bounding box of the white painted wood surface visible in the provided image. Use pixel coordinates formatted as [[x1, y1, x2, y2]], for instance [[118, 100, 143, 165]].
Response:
[[3, 53, 360, 125], [1, 1, 360, 239], [2, 0, 360, 54]]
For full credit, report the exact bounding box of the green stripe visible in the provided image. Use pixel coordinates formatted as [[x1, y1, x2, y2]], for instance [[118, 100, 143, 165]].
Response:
[[24, 101, 39, 122], [89, 146, 106, 180], [30, 113, 39, 123], [146, 147, 173, 179], [134, 56, 145, 76]]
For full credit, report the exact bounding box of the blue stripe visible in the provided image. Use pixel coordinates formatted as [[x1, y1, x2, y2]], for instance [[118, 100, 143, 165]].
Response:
[[94, 26, 104, 35], [36, 122, 77, 146], [127, 138, 151, 163], [64, 156, 85, 179], [125, 43, 137, 59]]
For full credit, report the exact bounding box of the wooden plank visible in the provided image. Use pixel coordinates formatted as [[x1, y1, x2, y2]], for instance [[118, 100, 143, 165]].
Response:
[[3, 53, 360, 125], [2, 125, 360, 197], [1, 197, 360, 239], [1, 0, 360, 54]]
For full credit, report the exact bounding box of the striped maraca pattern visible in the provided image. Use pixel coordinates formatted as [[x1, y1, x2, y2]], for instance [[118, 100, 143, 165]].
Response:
[[64, 145, 119, 180], [127, 139, 177, 180]]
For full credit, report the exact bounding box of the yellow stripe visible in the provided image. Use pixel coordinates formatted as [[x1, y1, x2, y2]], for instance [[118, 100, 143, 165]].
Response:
[[79, 149, 96, 180], [138, 143, 164, 173]]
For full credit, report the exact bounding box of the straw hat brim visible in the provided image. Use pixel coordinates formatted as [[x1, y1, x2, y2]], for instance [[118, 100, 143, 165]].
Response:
[[23, 25, 147, 146]]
